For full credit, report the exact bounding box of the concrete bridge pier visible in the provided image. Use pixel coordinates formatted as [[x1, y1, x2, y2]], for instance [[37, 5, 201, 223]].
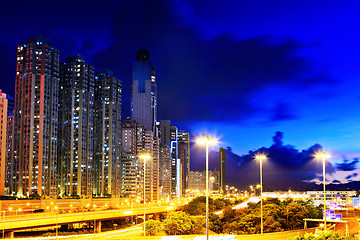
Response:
[[153, 213, 160, 220], [95, 221, 102, 233], [5, 231, 14, 238]]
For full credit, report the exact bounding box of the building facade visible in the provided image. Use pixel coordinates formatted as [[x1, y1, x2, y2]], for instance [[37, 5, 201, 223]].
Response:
[[58, 55, 94, 197], [0, 90, 8, 195], [13, 37, 59, 197], [94, 70, 122, 197], [121, 120, 159, 202], [131, 49, 157, 132], [307, 190, 357, 206], [178, 130, 190, 197], [5, 114, 14, 195], [158, 120, 181, 199], [187, 170, 219, 196], [219, 147, 226, 194]]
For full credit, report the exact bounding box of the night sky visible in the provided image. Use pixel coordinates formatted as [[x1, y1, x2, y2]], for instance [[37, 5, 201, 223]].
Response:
[[1, 0, 360, 190]]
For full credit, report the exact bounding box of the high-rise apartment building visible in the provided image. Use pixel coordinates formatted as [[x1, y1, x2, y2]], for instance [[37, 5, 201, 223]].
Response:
[[13, 37, 59, 197], [158, 120, 181, 199], [121, 120, 159, 202], [131, 49, 157, 132], [94, 70, 122, 197], [0, 90, 8, 195], [187, 170, 219, 195], [5, 114, 14, 195], [178, 130, 190, 197], [219, 147, 226, 194], [58, 55, 94, 197]]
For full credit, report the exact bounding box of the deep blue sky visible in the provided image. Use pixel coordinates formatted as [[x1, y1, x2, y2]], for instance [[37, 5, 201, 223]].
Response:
[[1, 0, 360, 189]]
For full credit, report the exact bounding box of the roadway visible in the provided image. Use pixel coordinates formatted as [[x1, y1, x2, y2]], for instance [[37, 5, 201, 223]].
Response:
[[0, 203, 183, 232], [214, 197, 260, 215]]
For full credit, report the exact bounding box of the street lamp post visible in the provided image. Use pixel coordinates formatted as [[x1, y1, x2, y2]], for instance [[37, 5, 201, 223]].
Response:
[[316, 152, 330, 231], [139, 154, 151, 237], [196, 136, 217, 240], [2, 211, 5, 239], [255, 154, 267, 235]]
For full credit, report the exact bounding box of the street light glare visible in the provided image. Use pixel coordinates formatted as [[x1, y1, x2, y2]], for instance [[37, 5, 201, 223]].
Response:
[[139, 154, 151, 160], [196, 136, 218, 145], [255, 154, 267, 161], [316, 152, 331, 159]]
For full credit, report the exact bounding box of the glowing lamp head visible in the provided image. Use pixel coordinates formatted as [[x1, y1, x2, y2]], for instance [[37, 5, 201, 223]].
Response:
[[196, 136, 218, 145], [255, 154, 267, 161], [316, 152, 330, 159]]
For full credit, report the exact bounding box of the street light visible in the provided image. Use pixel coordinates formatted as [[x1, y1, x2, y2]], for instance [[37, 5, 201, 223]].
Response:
[[255, 154, 267, 235], [196, 136, 217, 240], [139, 154, 151, 237], [316, 152, 330, 231]]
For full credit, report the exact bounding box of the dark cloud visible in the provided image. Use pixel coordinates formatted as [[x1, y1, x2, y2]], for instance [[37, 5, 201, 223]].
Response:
[[345, 173, 358, 180], [90, 0, 328, 122], [0, 0, 333, 124], [332, 180, 341, 184], [271, 103, 297, 121], [191, 131, 335, 190], [273, 131, 284, 146], [336, 158, 359, 171]]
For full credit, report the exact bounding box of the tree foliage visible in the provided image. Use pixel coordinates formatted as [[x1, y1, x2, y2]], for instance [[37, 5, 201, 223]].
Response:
[[182, 196, 231, 216], [293, 230, 345, 240], [221, 198, 322, 234], [145, 220, 162, 236], [163, 211, 204, 235]]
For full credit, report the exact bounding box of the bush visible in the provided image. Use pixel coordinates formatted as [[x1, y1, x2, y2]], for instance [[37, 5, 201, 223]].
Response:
[[182, 196, 231, 216], [293, 230, 345, 240], [145, 220, 162, 236], [163, 211, 204, 235]]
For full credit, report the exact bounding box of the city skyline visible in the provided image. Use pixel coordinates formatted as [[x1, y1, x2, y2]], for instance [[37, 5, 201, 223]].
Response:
[[1, 0, 360, 190]]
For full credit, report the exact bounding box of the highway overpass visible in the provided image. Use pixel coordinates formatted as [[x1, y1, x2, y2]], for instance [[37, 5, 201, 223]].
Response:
[[0, 203, 183, 238]]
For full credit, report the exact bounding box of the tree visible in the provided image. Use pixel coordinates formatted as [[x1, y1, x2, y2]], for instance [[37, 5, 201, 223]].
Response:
[[209, 213, 222, 233], [145, 220, 162, 236], [182, 201, 206, 215], [163, 211, 204, 235], [182, 196, 231, 216]]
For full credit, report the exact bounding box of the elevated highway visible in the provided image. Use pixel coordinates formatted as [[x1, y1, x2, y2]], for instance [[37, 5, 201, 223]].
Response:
[[0, 203, 184, 237]]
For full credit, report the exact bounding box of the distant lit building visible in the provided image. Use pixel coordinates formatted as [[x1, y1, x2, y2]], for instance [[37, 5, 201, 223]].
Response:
[[178, 130, 190, 197], [307, 190, 357, 206], [58, 55, 95, 197], [158, 145, 171, 200], [262, 191, 309, 200], [131, 49, 157, 132], [158, 120, 181, 199], [121, 120, 159, 202], [5, 113, 14, 195], [187, 170, 219, 196], [0, 90, 8, 195], [93, 70, 122, 197], [13, 36, 59, 197], [219, 147, 226, 194]]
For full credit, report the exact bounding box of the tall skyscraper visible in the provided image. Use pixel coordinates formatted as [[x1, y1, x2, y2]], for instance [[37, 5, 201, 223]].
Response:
[[5, 114, 14, 195], [58, 55, 94, 197], [0, 90, 8, 195], [4, 95, 15, 195], [219, 147, 226, 194], [158, 120, 180, 199], [94, 70, 122, 197], [121, 120, 159, 201], [13, 36, 59, 197], [131, 49, 157, 132], [178, 130, 190, 197]]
